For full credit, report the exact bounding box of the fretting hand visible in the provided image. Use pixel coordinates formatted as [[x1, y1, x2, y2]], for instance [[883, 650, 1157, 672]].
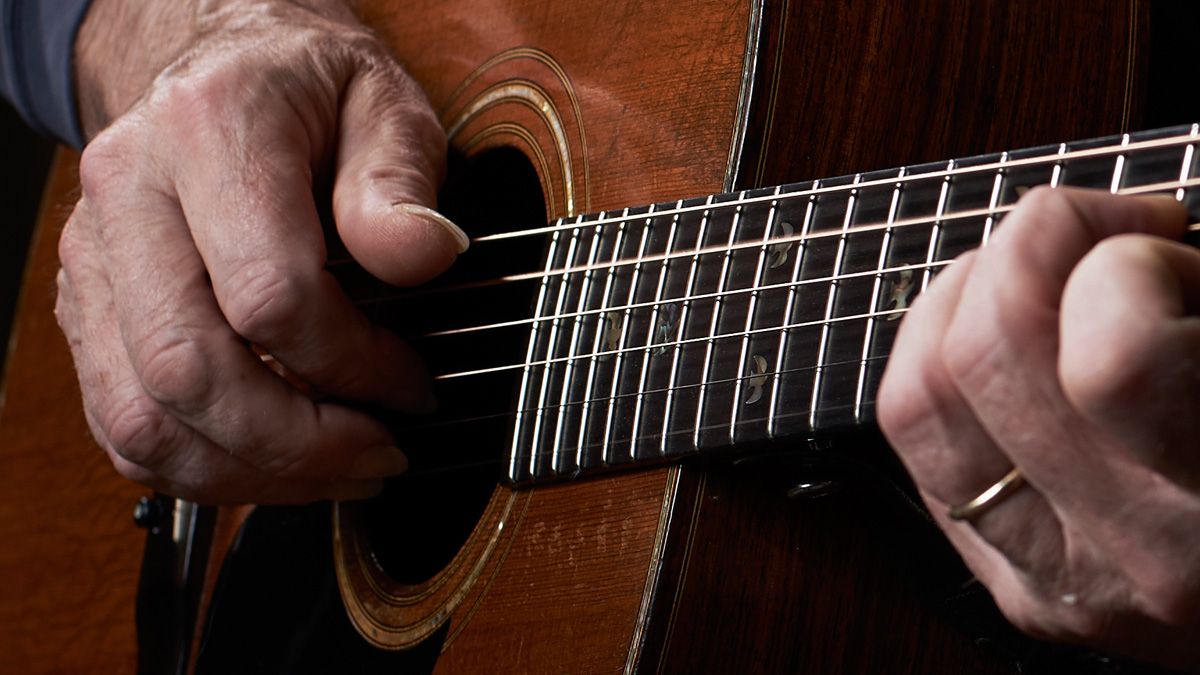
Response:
[[878, 187, 1200, 668]]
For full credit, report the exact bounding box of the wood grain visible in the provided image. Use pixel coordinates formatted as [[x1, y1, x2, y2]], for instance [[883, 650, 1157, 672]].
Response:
[[0, 153, 145, 674], [0, 1, 1150, 673]]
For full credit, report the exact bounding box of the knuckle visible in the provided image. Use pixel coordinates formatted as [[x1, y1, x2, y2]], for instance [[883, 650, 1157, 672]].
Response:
[[875, 371, 930, 441], [133, 330, 216, 412], [101, 393, 174, 469], [1059, 331, 1150, 415], [223, 262, 311, 344], [77, 130, 131, 204], [938, 324, 996, 389]]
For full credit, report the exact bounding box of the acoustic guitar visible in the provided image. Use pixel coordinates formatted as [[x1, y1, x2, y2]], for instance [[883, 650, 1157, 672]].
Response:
[[1, 1, 1183, 673]]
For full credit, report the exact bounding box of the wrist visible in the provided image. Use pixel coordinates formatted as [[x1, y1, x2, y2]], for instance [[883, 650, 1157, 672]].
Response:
[[73, 0, 362, 140], [74, 0, 200, 139]]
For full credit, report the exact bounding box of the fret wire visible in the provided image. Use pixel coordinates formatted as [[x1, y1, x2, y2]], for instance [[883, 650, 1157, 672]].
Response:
[[730, 186, 783, 443], [1049, 142, 1067, 188], [1109, 133, 1130, 194], [919, 160, 955, 292], [854, 169, 906, 422], [660, 196, 715, 455], [449, 208, 1200, 387], [421, 254, 933, 342], [630, 204, 676, 460], [981, 152, 1008, 245], [809, 174, 862, 430], [575, 210, 630, 469], [1176, 124, 1199, 201], [509, 218, 566, 480], [464, 129, 1199, 245], [550, 216, 607, 473], [693, 194, 747, 449], [528, 216, 585, 478], [363, 173, 1200, 314], [601, 212, 655, 465], [538, 355, 896, 455], [768, 181, 818, 438], [407, 353, 897, 436]]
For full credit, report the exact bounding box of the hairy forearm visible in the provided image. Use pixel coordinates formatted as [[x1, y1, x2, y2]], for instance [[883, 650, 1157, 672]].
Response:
[[73, 0, 364, 140], [74, 0, 198, 139]]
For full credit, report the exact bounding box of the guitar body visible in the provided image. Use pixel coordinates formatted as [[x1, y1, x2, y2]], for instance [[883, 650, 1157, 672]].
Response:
[[0, 1, 1144, 673]]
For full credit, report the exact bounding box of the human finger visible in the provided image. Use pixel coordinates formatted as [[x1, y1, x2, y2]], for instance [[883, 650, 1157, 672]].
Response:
[[76, 133, 407, 488], [145, 69, 436, 412], [940, 189, 1187, 508], [879, 251, 1062, 571], [58, 209, 385, 503], [332, 48, 468, 287], [1059, 234, 1200, 489]]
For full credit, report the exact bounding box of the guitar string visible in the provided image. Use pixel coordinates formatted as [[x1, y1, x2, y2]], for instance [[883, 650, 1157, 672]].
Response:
[[419, 256, 937, 339], [434, 287, 912, 381], [385, 352, 898, 482], [372, 131, 1200, 480], [342, 176, 1200, 321], [386, 352, 889, 439], [428, 172, 1200, 380], [330, 126, 1200, 252]]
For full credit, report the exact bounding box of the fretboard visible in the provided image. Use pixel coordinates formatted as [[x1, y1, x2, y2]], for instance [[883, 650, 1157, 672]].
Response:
[[501, 124, 1200, 483]]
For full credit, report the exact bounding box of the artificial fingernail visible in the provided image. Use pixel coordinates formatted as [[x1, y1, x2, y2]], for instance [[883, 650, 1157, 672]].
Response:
[[347, 446, 409, 479], [394, 203, 470, 253]]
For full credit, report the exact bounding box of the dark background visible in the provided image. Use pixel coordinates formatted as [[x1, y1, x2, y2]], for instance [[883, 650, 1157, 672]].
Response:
[[2, 2, 1199, 385]]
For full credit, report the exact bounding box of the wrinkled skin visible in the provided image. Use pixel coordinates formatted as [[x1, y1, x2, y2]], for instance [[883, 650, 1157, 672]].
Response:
[[878, 187, 1200, 668], [50, 0, 1200, 666], [56, 0, 467, 503]]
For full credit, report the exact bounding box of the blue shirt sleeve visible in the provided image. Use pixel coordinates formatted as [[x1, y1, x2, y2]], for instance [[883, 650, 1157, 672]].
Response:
[[0, 0, 94, 149]]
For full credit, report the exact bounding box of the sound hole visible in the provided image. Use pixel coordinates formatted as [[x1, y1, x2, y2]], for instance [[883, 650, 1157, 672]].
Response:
[[360, 146, 547, 583]]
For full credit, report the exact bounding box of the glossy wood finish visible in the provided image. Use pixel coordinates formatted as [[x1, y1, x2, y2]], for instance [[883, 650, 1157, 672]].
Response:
[[0, 1, 1148, 673], [646, 2, 1147, 672], [335, 1, 752, 671], [0, 152, 145, 673], [737, 0, 1147, 189]]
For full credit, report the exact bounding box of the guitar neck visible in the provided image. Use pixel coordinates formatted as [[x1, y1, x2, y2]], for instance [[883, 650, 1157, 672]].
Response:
[[490, 124, 1200, 483]]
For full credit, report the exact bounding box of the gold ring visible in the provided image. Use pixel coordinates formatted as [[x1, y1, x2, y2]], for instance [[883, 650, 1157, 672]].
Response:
[[947, 467, 1026, 521]]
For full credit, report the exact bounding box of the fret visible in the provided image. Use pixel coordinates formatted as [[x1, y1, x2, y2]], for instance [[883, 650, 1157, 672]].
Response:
[[600, 211, 656, 465], [918, 161, 955, 293], [499, 124, 1200, 486], [854, 169, 905, 422], [1109, 134, 1130, 193], [1179, 130, 1197, 202], [574, 210, 630, 471], [806, 168, 897, 430], [644, 208, 702, 454], [550, 217, 608, 474], [767, 182, 817, 438], [629, 202, 684, 460], [730, 186, 783, 444], [692, 193, 746, 450], [1050, 143, 1067, 187], [527, 217, 587, 479], [509, 220, 567, 482], [982, 152, 1008, 244], [660, 195, 715, 455], [808, 175, 862, 430]]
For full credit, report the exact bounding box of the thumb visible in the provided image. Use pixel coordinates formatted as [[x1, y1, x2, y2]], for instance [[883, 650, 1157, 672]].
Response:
[[332, 61, 469, 287]]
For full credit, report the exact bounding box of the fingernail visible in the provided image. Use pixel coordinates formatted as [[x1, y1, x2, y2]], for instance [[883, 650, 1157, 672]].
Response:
[[347, 446, 409, 479], [394, 203, 470, 253]]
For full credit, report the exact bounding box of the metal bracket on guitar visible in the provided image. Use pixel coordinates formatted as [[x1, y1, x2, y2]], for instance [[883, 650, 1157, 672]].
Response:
[[133, 494, 216, 675]]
